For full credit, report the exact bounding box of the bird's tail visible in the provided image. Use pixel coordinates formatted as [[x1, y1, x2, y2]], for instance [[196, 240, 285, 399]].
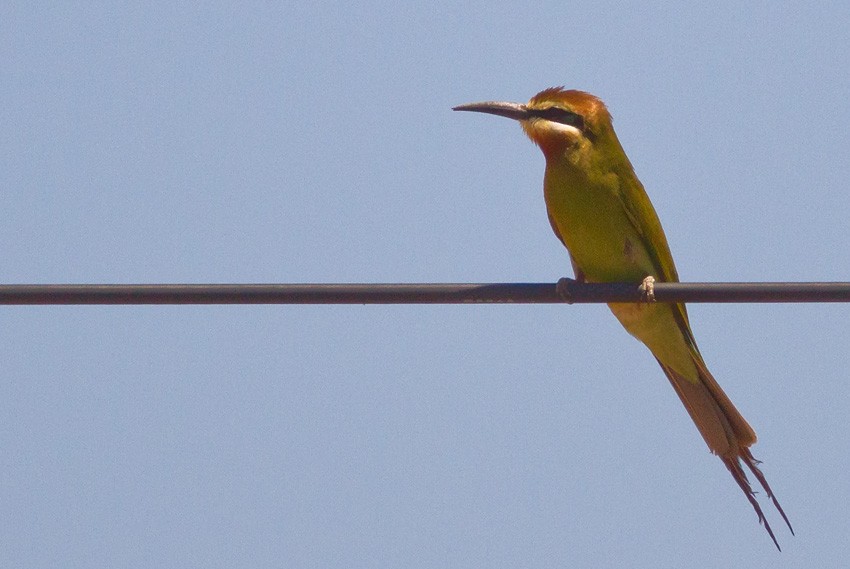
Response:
[[657, 358, 793, 549]]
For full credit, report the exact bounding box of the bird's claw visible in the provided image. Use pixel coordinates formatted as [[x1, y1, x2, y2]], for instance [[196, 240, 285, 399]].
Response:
[[556, 277, 576, 304], [639, 276, 656, 303]]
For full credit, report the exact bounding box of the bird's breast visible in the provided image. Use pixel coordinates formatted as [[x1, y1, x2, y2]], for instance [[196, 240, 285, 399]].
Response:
[[543, 163, 654, 282]]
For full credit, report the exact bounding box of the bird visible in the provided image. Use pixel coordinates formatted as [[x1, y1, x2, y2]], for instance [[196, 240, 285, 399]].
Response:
[[454, 87, 792, 549]]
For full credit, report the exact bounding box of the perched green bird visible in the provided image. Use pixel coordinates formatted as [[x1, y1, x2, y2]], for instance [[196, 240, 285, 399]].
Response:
[[454, 87, 792, 548]]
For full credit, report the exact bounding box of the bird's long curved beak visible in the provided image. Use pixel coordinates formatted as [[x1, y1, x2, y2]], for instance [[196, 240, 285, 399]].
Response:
[[452, 101, 529, 121]]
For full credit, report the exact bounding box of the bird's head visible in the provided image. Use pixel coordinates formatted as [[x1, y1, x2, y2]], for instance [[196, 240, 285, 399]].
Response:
[[453, 87, 614, 161]]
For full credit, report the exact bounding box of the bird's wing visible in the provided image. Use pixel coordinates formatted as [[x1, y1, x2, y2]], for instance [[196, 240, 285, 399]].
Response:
[[614, 166, 702, 351]]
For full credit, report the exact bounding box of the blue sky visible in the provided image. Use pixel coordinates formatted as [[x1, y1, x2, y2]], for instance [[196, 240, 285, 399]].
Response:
[[3, 2, 850, 567]]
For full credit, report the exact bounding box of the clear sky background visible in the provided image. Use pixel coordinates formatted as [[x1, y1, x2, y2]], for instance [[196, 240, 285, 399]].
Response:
[[3, 3, 850, 568]]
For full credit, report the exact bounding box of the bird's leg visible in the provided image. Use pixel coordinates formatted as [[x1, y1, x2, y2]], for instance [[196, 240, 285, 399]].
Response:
[[639, 275, 656, 303]]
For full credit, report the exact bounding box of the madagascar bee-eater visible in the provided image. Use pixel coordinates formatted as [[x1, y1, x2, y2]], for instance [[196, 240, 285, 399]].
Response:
[[454, 87, 792, 548]]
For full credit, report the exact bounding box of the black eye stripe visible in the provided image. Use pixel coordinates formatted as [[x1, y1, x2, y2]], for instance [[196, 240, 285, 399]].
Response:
[[530, 107, 585, 130]]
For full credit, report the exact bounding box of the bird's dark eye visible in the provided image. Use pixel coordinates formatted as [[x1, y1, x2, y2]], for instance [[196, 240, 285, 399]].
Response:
[[531, 107, 585, 130]]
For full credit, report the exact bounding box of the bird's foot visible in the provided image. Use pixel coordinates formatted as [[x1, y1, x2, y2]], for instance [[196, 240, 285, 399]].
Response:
[[556, 277, 576, 304], [639, 275, 656, 303]]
